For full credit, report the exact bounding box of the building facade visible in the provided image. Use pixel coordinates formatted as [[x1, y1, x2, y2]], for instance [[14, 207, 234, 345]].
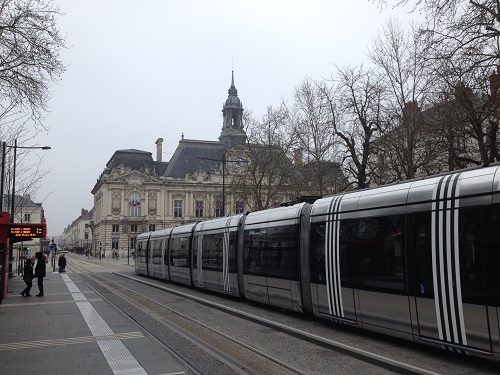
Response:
[[60, 208, 93, 251], [90, 72, 260, 257]]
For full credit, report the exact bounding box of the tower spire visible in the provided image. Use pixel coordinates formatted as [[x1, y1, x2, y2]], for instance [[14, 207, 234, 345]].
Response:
[[219, 70, 247, 149], [228, 70, 237, 96]]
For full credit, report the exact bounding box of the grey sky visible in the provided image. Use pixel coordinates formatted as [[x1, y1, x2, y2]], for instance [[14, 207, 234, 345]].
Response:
[[31, 0, 414, 236]]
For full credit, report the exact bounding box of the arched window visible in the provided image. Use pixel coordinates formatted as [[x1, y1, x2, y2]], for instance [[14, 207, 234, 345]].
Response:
[[128, 192, 142, 217]]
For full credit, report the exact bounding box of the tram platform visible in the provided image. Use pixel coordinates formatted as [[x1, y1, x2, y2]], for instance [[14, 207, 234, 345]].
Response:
[[0, 254, 186, 375]]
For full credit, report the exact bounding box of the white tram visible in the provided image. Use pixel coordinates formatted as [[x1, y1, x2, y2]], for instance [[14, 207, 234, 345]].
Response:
[[136, 165, 500, 359]]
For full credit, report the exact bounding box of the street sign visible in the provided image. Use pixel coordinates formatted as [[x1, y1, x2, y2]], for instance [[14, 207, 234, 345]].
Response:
[[49, 244, 55, 251]]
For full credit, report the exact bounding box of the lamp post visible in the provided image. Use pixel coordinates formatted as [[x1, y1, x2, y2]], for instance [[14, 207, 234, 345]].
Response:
[[0, 142, 6, 211], [198, 152, 247, 217], [5, 139, 51, 278]]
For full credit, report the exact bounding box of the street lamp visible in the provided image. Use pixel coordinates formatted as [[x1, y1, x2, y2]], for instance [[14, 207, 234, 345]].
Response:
[[198, 152, 247, 216], [3, 139, 51, 277]]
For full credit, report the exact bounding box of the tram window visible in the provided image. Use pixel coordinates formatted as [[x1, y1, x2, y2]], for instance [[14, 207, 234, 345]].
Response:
[[484, 205, 500, 306], [203, 233, 223, 271], [408, 212, 433, 298], [193, 232, 238, 272], [310, 220, 356, 286], [339, 220, 357, 288], [243, 225, 299, 280], [151, 239, 162, 264], [170, 237, 189, 268], [192, 235, 200, 269], [228, 232, 237, 272], [310, 222, 326, 284], [458, 207, 485, 304], [356, 215, 406, 293], [136, 241, 145, 260]]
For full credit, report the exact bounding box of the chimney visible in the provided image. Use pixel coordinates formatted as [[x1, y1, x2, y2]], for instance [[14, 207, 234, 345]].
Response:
[[293, 148, 303, 165], [81, 208, 88, 217], [156, 138, 164, 162]]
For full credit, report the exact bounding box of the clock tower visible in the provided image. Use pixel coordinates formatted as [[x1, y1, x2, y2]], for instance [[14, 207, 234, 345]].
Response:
[[219, 71, 247, 149]]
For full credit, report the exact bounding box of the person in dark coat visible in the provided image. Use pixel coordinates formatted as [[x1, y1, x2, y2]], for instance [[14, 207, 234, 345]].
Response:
[[58, 253, 66, 272], [20, 258, 34, 297], [34, 251, 46, 297]]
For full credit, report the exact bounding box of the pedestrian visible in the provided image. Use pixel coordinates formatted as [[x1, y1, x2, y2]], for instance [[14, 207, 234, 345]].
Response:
[[20, 259, 34, 297], [34, 251, 46, 297], [58, 253, 66, 273]]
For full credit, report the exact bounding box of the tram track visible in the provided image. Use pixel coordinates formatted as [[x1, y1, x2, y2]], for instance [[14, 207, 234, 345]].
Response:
[[64, 258, 460, 375], [69, 260, 308, 374], [112, 272, 442, 375]]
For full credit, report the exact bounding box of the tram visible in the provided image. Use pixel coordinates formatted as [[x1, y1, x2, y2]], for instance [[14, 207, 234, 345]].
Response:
[[136, 164, 500, 359]]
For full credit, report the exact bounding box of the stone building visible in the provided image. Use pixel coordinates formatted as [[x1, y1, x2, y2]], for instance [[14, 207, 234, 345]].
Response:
[[90, 72, 255, 257], [60, 208, 93, 251]]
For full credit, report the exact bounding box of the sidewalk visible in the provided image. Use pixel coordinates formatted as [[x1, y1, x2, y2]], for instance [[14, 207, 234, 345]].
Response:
[[75, 251, 136, 267], [0, 258, 186, 375]]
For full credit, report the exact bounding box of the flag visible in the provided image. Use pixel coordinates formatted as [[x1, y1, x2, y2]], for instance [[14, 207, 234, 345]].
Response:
[[128, 199, 141, 207]]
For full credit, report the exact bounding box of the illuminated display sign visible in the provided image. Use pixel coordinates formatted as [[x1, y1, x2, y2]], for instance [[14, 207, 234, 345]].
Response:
[[7, 224, 45, 239]]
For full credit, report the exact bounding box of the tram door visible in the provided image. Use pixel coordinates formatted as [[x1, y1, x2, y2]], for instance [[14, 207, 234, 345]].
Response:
[[412, 208, 492, 353], [355, 215, 411, 333], [310, 219, 357, 323]]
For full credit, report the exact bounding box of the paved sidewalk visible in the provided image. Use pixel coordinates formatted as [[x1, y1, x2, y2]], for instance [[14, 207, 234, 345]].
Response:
[[73, 251, 136, 267], [0, 260, 186, 375]]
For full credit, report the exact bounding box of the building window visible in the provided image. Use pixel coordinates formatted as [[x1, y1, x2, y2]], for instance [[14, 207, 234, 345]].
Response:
[[453, 136, 466, 152], [215, 200, 223, 217], [128, 191, 142, 217], [149, 224, 155, 231], [112, 238, 119, 250], [131, 224, 138, 233], [112, 224, 120, 232], [195, 200, 204, 218], [24, 214, 31, 222], [84, 233, 89, 240], [235, 201, 244, 214], [130, 237, 137, 249], [174, 200, 183, 217]]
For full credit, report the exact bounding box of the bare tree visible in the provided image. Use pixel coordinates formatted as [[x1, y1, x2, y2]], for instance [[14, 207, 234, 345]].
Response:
[[232, 105, 296, 210], [418, 51, 500, 169], [322, 65, 386, 189], [370, 2, 500, 171], [369, 18, 439, 182], [286, 78, 346, 195], [1, 124, 51, 212], [379, 1, 500, 73], [0, 0, 66, 131], [0, 0, 64, 214]]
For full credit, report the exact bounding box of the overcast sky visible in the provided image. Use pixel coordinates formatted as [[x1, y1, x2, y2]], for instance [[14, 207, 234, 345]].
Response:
[[30, 0, 416, 237]]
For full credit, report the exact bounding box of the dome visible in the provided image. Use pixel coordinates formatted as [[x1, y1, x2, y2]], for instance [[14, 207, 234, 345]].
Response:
[[225, 95, 241, 107]]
